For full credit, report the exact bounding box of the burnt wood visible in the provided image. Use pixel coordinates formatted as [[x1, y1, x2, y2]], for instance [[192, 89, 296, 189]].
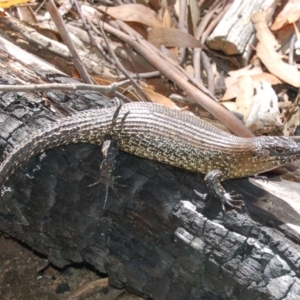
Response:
[[0, 36, 300, 300]]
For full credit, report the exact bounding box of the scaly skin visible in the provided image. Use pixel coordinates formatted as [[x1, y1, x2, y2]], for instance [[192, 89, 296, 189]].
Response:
[[1, 103, 300, 209]]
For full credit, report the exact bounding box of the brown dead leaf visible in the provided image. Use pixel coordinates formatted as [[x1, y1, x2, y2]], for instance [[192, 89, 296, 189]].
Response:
[[251, 73, 283, 85], [143, 88, 180, 109], [225, 64, 263, 89], [92, 77, 114, 85], [294, 23, 300, 55], [222, 101, 237, 113], [91, 77, 178, 109], [222, 72, 283, 101], [235, 76, 254, 121], [271, 0, 300, 30], [149, 0, 160, 11], [222, 84, 238, 101], [162, 7, 173, 28], [15, 6, 37, 23], [273, 23, 294, 44], [148, 27, 203, 48], [98, 4, 162, 28], [252, 11, 300, 88]]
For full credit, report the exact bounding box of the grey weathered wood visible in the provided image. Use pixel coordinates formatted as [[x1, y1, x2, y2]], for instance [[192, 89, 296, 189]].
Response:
[[250, 177, 300, 234], [206, 0, 276, 64]]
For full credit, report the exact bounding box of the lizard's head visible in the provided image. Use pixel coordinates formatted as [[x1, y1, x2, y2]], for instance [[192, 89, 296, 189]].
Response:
[[251, 136, 300, 172]]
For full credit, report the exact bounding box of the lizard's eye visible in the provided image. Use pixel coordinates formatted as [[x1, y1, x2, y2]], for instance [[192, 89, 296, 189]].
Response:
[[273, 147, 285, 154]]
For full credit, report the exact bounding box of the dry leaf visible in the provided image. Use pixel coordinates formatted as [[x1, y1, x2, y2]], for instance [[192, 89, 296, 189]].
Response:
[[251, 73, 282, 85], [15, 6, 37, 23], [271, 0, 300, 30], [189, 0, 200, 36], [222, 72, 282, 101], [148, 27, 202, 48], [225, 64, 263, 89], [162, 7, 173, 28], [252, 11, 300, 88], [222, 101, 237, 112], [143, 88, 180, 109], [98, 4, 162, 28], [235, 76, 254, 121], [149, 0, 160, 11]]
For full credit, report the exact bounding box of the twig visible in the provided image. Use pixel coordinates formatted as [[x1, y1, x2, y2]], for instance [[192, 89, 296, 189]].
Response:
[[97, 16, 253, 137], [97, 14, 150, 102], [193, 1, 222, 82], [177, 0, 188, 65], [0, 14, 70, 60], [118, 71, 161, 80], [169, 94, 195, 104], [196, 0, 234, 80], [201, 51, 215, 95], [35, 0, 46, 14], [73, 0, 113, 64], [289, 33, 296, 65], [114, 91, 132, 103], [45, 0, 93, 84], [0, 81, 130, 93]]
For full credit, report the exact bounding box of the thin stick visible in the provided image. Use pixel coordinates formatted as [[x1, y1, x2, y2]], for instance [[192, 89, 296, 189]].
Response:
[[0, 81, 130, 93], [45, 0, 93, 84], [97, 14, 150, 102]]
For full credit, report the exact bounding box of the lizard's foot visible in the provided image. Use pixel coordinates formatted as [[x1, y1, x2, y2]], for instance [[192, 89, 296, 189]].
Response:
[[204, 170, 245, 212]]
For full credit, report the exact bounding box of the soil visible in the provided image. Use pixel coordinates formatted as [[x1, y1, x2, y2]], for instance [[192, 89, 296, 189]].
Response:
[[0, 234, 141, 300]]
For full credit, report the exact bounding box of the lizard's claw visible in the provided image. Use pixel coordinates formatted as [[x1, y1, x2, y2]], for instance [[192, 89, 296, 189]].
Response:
[[204, 170, 246, 212], [221, 192, 245, 211]]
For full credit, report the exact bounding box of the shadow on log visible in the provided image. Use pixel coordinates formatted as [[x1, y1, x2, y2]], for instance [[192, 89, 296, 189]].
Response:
[[0, 37, 300, 299]]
